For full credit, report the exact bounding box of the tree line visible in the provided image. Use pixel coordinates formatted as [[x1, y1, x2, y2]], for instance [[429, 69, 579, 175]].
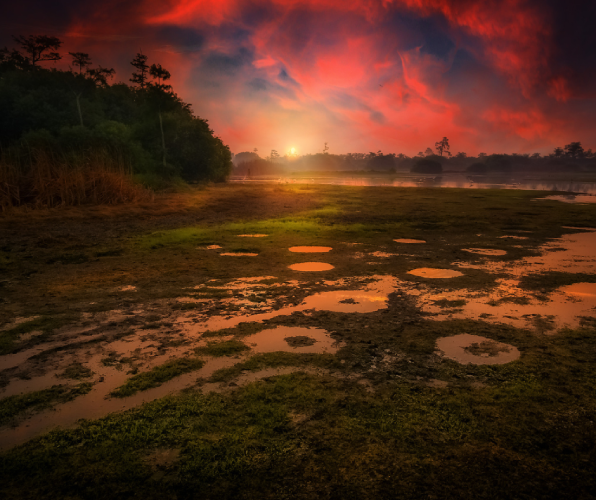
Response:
[[0, 34, 233, 187], [233, 137, 595, 176]]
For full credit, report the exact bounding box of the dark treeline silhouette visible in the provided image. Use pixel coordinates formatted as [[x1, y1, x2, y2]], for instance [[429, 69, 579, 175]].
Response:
[[233, 138, 596, 176], [0, 35, 233, 209]]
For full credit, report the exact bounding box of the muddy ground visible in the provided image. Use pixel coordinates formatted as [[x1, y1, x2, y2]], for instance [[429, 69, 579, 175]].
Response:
[[1, 183, 596, 499]]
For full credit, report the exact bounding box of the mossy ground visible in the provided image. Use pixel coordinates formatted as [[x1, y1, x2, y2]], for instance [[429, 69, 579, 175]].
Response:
[[1, 183, 596, 498]]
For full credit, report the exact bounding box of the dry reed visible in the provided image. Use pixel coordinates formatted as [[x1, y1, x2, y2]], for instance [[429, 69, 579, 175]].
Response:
[[0, 147, 152, 212]]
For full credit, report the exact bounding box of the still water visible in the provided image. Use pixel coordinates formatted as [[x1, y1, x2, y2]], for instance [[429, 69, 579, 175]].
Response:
[[231, 174, 596, 194]]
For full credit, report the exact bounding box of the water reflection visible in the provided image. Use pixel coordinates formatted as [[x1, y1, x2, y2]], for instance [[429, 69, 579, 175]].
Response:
[[243, 326, 340, 354], [289, 262, 334, 271], [462, 248, 507, 256], [540, 194, 596, 204], [436, 334, 520, 365], [408, 268, 464, 278], [289, 246, 333, 253], [230, 174, 596, 194], [394, 239, 426, 244]]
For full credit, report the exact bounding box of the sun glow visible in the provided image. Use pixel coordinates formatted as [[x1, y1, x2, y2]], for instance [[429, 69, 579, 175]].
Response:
[[290, 147, 296, 155]]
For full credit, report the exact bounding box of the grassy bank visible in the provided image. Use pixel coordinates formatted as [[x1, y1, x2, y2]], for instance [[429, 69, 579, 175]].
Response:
[[1, 183, 596, 498]]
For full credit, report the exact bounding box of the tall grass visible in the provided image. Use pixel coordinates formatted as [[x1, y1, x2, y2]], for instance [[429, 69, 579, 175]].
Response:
[[0, 147, 152, 212]]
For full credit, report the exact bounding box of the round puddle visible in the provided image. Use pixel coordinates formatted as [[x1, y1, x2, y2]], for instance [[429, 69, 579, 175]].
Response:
[[237, 234, 268, 237], [394, 239, 425, 244], [408, 268, 463, 278], [561, 282, 596, 297], [289, 246, 333, 253], [245, 326, 338, 354], [289, 262, 334, 271], [462, 248, 507, 256], [499, 235, 528, 240], [436, 334, 520, 365], [220, 252, 259, 257]]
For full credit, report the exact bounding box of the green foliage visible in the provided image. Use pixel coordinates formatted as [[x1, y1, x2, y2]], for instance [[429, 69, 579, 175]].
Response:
[[110, 358, 205, 398], [0, 46, 233, 188]]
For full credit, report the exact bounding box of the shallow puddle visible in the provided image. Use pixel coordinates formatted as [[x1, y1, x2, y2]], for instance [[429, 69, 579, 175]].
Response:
[[220, 252, 259, 257], [416, 230, 596, 331], [462, 248, 507, 256], [288, 246, 332, 253], [197, 245, 222, 250], [394, 239, 425, 244], [560, 282, 596, 296], [237, 234, 268, 237], [499, 235, 528, 240], [436, 334, 520, 365], [289, 262, 334, 271], [540, 194, 596, 204], [243, 326, 340, 354], [119, 285, 137, 292], [408, 268, 464, 278]]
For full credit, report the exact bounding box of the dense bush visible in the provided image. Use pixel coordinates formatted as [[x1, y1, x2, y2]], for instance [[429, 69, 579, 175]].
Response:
[[0, 46, 233, 200], [411, 158, 443, 174], [466, 162, 488, 174]]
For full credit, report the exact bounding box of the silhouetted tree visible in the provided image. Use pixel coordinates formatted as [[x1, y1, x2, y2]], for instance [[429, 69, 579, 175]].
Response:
[[323, 142, 329, 154], [531, 153, 541, 158], [130, 52, 149, 88], [553, 147, 564, 157], [149, 63, 172, 90], [455, 152, 467, 159], [87, 66, 115, 87], [270, 149, 280, 160], [69, 52, 91, 74], [13, 35, 61, 67], [0, 46, 28, 70], [424, 147, 433, 156], [564, 142, 584, 159], [478, 152, 487, 158], [435, 137, 450, 157]]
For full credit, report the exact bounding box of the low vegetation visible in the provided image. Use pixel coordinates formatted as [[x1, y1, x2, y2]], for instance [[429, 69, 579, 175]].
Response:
[[0, 383, 92, 426], [110, 358, 205, 398]]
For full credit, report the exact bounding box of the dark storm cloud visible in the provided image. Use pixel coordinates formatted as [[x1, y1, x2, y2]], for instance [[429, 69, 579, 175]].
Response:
[[156, 26, 205, 52], [202, 47, 254, 76]]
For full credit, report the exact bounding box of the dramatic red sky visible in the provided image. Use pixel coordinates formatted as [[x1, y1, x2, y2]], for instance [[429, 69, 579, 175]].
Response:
[[2, 0, 596, 156]]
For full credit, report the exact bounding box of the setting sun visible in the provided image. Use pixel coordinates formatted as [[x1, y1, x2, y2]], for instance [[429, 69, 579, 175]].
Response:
[[290, 147, 296, 155]]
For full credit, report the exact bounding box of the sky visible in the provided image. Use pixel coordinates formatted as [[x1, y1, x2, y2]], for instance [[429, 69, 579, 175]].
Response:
[[2, 0, 596, 156]]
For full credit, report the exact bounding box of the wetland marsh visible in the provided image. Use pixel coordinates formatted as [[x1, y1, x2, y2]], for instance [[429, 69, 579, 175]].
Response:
[[1, 183, 596, 499]]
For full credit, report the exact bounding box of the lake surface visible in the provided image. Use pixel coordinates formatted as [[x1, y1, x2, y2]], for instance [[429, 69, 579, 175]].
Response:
[[230, 174, 596, 194]]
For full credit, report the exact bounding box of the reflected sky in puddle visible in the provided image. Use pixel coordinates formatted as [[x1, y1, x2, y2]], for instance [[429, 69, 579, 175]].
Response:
[[436, 334, 520, 365], [237, 234, 268, 237], [463, 248, 507, 256], [561, 283, 596, 296], [289, 262, 334, 271], [394, 239, 425, 244], [220, 252, 259, 257], [408, 268, 464, 278], [418, 230, 596, 331], [289, 246, 332, 253], [540, 195, 596, 204], [5, 226, 596, 448], [243, 326, 340, 354], [183, 276, 396, 333]]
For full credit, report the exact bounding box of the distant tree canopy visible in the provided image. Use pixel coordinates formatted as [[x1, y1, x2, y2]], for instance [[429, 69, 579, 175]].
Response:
[[0, 36, 233, 184], [367, 153, 395, 170], [411, 158, 442, 174]]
